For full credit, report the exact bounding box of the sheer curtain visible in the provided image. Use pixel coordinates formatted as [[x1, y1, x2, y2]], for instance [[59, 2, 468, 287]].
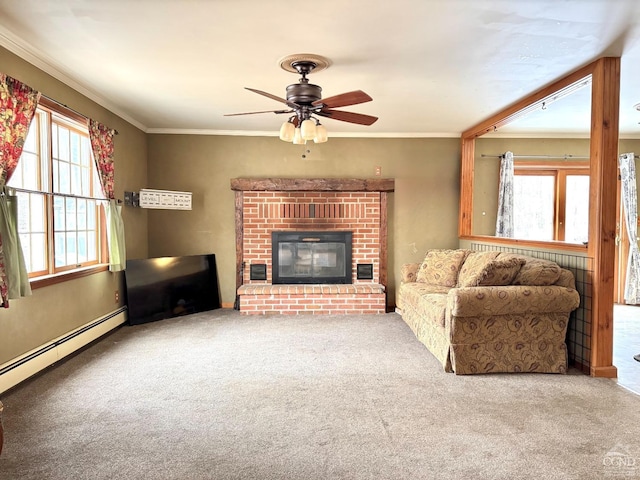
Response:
[[619, 152, 640, 304], [89, 119, 126, 272], [0, 73, 40, 307], [495, 151, 514, 237]]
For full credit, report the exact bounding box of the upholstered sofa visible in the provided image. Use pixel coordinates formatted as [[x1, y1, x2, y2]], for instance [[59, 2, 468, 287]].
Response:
[[397, 250, 580, 374]]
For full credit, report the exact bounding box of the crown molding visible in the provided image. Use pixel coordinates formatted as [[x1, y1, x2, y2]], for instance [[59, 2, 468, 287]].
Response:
[[0, 25, 147, 132]]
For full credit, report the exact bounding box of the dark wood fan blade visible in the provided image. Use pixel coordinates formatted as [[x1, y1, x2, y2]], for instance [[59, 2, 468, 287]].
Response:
[[224, 109, 292, 116], [312, 90, 372, 108], [245, 87, 298, 108], [317, 108, 378, 126]]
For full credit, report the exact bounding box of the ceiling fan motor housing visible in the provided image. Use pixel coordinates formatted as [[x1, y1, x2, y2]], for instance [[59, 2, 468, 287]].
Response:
[[286, 83, 322, 105]]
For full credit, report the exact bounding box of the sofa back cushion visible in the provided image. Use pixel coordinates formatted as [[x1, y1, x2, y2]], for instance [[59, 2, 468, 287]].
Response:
[[457, 251, 525, 287], [416, 249, 471, 287], [512, 257, 562, 286]]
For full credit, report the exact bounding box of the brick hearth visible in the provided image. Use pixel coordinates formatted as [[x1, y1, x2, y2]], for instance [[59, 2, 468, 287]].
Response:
[[231, 178, 394, 315]]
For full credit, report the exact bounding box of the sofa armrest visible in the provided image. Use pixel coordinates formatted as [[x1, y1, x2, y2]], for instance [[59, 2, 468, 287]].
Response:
[[400, 263, 420, 283], [447, 285, 580, 317]]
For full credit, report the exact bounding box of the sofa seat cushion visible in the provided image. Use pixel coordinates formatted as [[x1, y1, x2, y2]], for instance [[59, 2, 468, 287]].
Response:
[[416, 293, 448, 328], [457, 252, 525, 287], [416, 249, 471, 287], [400, 283, 449, 328], [512, 257, 562, 286]]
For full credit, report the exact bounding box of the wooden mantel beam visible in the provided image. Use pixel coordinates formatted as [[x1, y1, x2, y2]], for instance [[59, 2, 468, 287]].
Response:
[[231, 178, 395, 192]]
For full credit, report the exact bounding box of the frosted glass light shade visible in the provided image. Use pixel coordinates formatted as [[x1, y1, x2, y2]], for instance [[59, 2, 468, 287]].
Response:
[[279, 121, 295, 142], [313, 124, 328, 143], [300, 119, 317, 140], [293, 127, 306, 144]]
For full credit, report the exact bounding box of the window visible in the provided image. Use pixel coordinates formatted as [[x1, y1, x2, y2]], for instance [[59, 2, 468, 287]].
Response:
[[8, 99, 107, 279], [512, 161, 589, 244]]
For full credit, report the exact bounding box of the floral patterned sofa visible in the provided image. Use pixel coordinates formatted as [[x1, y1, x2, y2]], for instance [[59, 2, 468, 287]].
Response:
[[397, 250, 580, 374]]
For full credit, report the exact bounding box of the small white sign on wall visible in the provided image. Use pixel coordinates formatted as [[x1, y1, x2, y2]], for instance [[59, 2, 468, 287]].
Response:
[[139, 189, 192, 210]]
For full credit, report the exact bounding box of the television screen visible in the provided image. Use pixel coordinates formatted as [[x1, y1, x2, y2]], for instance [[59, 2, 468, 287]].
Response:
[[124, 254, 220, 325]]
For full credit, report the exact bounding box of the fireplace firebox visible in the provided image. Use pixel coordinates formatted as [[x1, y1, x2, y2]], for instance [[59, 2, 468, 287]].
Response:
[[272, 231, 353, 284]]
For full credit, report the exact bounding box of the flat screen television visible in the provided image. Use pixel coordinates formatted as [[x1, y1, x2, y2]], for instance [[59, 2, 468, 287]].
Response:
[[124, 254, 220, 325]]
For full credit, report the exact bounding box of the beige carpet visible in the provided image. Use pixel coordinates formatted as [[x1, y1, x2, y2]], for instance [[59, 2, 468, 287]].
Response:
[[1, 309, 639, 480]]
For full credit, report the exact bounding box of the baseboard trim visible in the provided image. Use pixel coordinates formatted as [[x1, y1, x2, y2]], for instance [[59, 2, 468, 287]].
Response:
[[590, 365, 618, 378], [0, 307, 127, 394]]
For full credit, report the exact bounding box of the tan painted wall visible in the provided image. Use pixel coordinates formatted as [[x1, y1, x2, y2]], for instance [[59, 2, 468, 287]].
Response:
[[0, 46, 148, 365], [146, 135, 462, 306]]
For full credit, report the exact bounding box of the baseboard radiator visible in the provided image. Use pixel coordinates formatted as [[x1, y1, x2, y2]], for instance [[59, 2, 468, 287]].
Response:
[[0, 307, 127, 394]]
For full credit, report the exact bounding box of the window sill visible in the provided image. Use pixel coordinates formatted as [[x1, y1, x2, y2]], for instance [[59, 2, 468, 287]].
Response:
[[460, 235, 589, 253], [30, 264, 110, 289]]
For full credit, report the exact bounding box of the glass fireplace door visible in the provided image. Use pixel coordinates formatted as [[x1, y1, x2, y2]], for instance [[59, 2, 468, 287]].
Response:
[[272, 231, 352, 284]]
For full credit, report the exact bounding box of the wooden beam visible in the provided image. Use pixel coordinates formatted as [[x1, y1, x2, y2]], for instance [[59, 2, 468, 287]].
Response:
[[588, 57, 620, 378], [231, 178, 395, 192], [461, 62, 594, 140]]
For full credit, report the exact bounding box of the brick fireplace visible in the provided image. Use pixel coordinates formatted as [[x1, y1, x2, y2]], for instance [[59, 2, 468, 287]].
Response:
[[231, 178, 394, 314]]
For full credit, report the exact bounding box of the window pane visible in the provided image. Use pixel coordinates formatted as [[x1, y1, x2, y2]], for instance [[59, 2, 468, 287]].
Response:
[[82, 168, 90, 196], [58, 161, 71, 194], [22, 153, 39, 190], [52, 123, 58, 159], [66, 232, 77, 266], [58, 126, 70, 161], [513, 175, 555, 241], [54, 232, 65, 267], [24, 122, 37, 152], [77, 199, 87, 229], [66, 197, 77, 230], [88, 231, 96, 260], [565, 175, 590, 244], [81, 137, 91, 166], [8, 162, 23, 188], [87, 201, 96, 229], [31, 233, 47, 272], [17, 191, 30, 233], [70, 131, 81, 164], [29, 193, 46, 232], [52, 159, 59, 192], [78, 231, 87, 263], [53, 196, 65, 231], [71, 164, 81, 195]]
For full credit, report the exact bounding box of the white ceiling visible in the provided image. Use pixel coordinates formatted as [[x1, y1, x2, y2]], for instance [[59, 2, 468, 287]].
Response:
[[1, 0, 640, 138]]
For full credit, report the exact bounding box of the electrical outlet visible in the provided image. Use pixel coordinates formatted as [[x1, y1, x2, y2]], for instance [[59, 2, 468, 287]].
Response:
[[115, 290, 120, 303], [375, 166, 381, 176]]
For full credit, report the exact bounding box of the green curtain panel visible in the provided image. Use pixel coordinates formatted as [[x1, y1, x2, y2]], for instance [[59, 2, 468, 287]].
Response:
[[0, 189, 31, 299], [89, 119, 126, 272], [107, 200, 126, 272]]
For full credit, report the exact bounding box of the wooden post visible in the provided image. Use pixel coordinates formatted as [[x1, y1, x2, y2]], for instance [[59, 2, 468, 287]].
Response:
[[380, 191, 389, 310], [588, 57, 620, 378], [234, 191, 244, 307], [459, 137, 475, 237]]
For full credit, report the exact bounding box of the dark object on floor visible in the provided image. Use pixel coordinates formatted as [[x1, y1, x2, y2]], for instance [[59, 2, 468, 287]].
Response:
[[634, 354, 640, 362]]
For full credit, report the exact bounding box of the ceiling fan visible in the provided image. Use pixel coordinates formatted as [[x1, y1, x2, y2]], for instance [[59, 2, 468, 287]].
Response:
[[224, 54, 378, 144]]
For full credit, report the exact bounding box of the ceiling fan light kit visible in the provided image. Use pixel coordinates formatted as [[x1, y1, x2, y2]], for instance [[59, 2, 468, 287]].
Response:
[[225, 54, 377, 145]]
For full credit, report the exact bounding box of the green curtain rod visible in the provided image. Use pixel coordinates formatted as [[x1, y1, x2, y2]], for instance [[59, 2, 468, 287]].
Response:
[[42, 94, 119, 135], [480, 154, 589, 160]]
